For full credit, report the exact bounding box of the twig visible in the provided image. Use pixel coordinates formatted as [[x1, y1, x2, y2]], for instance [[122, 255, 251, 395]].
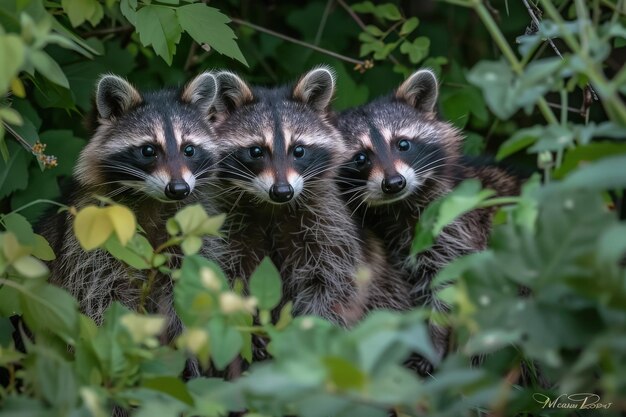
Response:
[[315, 0, 334, 46], [230, 18, 367, 66], [336, 0, 367, 31], [82, 25, 133, 38], [546, 101, 586, 114], [336, 0, 401, 65], [184, 42, 198, 72], [521, 0, 599, 101]]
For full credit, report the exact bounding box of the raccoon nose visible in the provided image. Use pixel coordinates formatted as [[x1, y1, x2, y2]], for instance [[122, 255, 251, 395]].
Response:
[[381, 175, 406, 194], [165, 180, 190, 200], [269, 183, 294, 203]]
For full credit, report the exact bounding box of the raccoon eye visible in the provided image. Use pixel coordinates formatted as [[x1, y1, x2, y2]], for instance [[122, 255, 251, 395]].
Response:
[[397, 139, 411, 152], [354, 153, 368, 167], [183, 145, 195, 157], [293, 145, 305, 158], [141, 145, 156, 158], [249, 146, 264, 159]]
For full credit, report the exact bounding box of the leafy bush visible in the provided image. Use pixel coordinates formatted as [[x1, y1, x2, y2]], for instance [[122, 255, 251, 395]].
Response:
[[1, 0, 626, 416]]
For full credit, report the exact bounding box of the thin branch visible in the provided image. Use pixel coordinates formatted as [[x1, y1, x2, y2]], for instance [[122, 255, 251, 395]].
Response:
[[315, 0, 335, 46], [336, 0, 401, 65], [521, 0, 599, 100], [184, 42, 198, 72], [230, 18, 367, 66], [336, 0, 367, 31], [82, 25, 133, 38], [546, 101, 584, 114]]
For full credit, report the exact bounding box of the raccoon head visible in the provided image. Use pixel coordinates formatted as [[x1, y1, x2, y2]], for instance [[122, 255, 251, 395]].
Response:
[[338, 69, 461, 207], [75, 72, 220, 202], [211, 66, 345, 206]]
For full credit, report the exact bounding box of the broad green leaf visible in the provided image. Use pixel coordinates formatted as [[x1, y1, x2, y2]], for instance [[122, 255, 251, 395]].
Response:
[[20, 283, 79, 343], [434, 180, 495, 234], [208, 317, 242, 370], [0, 34, 25, 93], [375, 3, 402, 20], [30, 50, 69, 88], [400, 17, 419, 36], [120, 313, 165, 345], [142, 376, 194, 406], [12, 255, 48, 278], [0, 142, 29, 197], [34, 349, 78, 410], [323, 356, 367, 390], [120, 0, 137, 25], [181, 235, 203, 255], [496, 126, 543, 160], [176, 3, 247, 65], [249, 257, 282, 310], [2, 212, 34, 245], [136, 5, 182, 65], [74, 206, 114, 250], [104, 234, 151, 269], [554, 142, 626, 179], [562, 155, 626, 190], [61, 0, 102, 27]]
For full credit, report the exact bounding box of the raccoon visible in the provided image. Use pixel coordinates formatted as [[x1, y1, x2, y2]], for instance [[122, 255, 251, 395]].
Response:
[[336, 69, 520, 374], [208, 67, 412, 327], [38, 73, 224, 341]]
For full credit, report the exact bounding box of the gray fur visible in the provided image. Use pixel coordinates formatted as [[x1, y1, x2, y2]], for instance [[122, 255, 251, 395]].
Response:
[[208, 69, 412, 329], [336, 69, 521, 375], [96, 75, 142, 120], [38, 74, 225, 340]]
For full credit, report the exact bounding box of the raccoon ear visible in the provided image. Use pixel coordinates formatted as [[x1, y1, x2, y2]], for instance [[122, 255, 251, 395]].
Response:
[[395, 69, 439, 113], [292, 66, 336, 112], [181, 72, 218, 115], [212, 71, 254, 115], [96, 75, 142, 119]]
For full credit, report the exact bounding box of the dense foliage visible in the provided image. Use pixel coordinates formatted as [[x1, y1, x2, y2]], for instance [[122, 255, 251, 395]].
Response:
[[1, 0, 625, 416]]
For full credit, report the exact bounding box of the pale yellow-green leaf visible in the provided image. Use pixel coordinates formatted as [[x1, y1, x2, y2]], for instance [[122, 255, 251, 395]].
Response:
[[0, 107, 23, 126], [73, 206, 113, 250], [2, 232, 29, 262], [106, 205, 136, 246], [0, 34, 25, 93], [10, 77, 26, 98], [120, 313, 166, 345], [174, 204, 208, 234], [181, 235, 202, 255], [12, 255, 48, 278], [199, 213, 226, 236], [32, 234, 55, 261]]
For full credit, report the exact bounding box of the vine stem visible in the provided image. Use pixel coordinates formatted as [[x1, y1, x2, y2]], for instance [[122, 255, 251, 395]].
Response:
[[477, 196, 522, 209], [471, 1, 559, 125], [230, 18, 366, 66], [537, 0, 626, 125]]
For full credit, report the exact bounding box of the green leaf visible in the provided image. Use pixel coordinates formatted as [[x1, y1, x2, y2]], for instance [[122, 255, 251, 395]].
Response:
[[249, 257, 282, 311], [143, 376, 194, 406], [364, 25, 384, 37], [33, 348, 78, 410], [562, 155, 626, 190], [2, 212, 34, 245], [496, 126, 543, 160], [104, 234, 151, 269], [20, 283, 79, 343], [554, 142, 626, 179], [181, 235, 203, 255], [323, 356, 367, 390], [176, 3, 247, 65], [136, 5, 182, 65], [61, 0, 103, 27], [400, 17, 419, 36], [0, 142, 29, 198], [0, 33, 25, 93], [30, 50, 69, 88], [12, 256, 48, 278], [434, 180, 495, 234], [375, 3, 402, 20], [208, 317, 242, 370]]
